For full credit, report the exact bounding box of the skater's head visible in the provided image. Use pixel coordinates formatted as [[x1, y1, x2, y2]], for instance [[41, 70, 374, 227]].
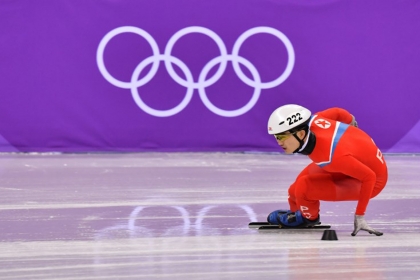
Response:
[[267, 104, 311, 154]]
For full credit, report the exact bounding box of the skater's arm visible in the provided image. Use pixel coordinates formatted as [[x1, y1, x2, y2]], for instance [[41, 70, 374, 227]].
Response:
[[330, 155, 383, 236], [331, 155, 376, 215], [317, 108, 357, 127]]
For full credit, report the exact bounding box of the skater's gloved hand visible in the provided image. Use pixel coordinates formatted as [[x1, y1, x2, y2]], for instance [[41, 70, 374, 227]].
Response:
[[350, 115, 358, 127], [351, 215, 383, 236]]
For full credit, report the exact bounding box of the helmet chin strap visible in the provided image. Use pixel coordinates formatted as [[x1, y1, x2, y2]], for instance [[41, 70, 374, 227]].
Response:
[[292, 130, 308, 154]]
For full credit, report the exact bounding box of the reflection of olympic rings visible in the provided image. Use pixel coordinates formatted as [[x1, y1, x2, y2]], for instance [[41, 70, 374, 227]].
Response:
[[97, 26, 295, 117], [93, 204, 258, 240], [128, 205, 191, 236], [194, 205, 257, 235]]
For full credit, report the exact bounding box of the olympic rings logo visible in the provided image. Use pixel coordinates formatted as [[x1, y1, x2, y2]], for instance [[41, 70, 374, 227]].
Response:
[[97, 26, 295, 117]]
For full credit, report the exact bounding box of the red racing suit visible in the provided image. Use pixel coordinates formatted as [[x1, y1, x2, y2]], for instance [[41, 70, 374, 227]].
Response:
[[288, 108, 388, 220]]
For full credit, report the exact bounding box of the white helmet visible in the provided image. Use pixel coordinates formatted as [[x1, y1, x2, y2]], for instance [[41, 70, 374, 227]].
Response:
[[267, 104, 311, 135]]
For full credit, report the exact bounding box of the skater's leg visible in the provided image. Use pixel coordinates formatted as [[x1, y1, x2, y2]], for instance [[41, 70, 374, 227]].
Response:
[[287, 163, 321, 212], [293, 165, 360, 219]]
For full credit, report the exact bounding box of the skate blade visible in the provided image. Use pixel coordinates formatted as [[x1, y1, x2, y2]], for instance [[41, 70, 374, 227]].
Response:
[[248, 222, 330, 230]]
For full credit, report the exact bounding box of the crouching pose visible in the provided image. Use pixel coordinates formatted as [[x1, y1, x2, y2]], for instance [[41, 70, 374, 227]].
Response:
[[267, 104, 388, 236]]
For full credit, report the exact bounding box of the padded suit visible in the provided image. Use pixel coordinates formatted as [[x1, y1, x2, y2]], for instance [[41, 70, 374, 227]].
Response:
[[288, 108, 388, 220]]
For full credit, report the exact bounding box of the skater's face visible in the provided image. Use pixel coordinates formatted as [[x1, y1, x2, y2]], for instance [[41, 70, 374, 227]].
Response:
[[274, 130, 306, 154]]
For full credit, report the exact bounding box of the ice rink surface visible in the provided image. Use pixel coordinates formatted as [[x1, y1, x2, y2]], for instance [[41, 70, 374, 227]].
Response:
[[0, 152, 419, 279]]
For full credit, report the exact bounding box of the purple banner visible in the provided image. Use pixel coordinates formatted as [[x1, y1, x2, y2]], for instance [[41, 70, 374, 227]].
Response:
[[1, 0, 419, 152]]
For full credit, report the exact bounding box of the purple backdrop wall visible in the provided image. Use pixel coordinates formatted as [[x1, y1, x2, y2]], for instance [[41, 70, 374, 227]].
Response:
[[1, 0, 419, 153]]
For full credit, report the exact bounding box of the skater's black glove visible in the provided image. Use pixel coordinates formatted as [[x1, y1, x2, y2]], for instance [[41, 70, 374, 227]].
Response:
[[351, 215, 383, 236]]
